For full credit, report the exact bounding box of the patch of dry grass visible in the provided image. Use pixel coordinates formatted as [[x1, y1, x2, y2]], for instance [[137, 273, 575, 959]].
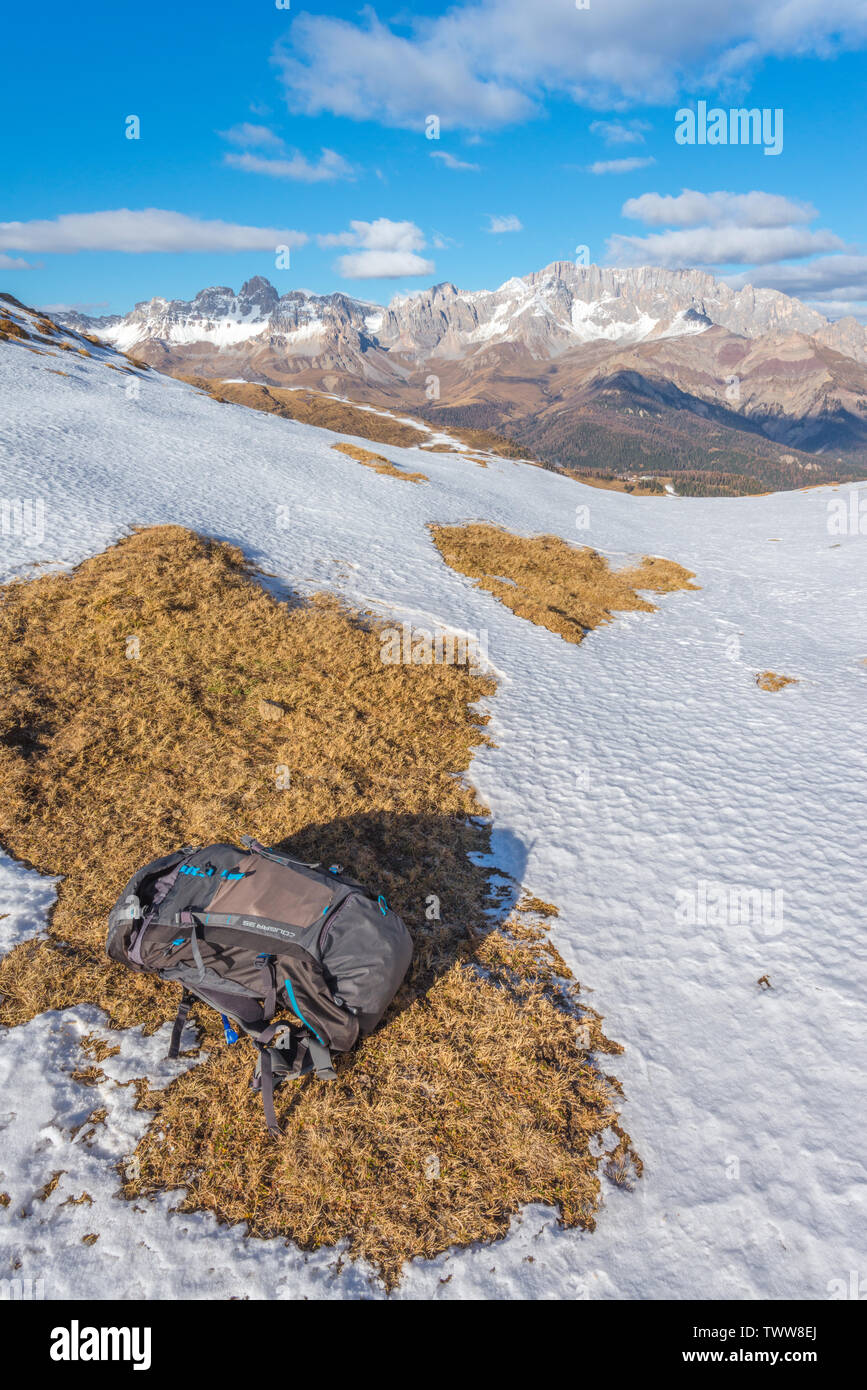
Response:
[[0, 315, 31, 341], [0, 525, 637, 1285], [430, 523, 698, 644], [755, 671, 799, 692], [332, 441, 428, 483], [181, 378, 428, 449]]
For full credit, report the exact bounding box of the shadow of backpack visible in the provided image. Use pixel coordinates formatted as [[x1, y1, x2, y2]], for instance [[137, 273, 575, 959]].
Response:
[[106, 836, 413, 1134]]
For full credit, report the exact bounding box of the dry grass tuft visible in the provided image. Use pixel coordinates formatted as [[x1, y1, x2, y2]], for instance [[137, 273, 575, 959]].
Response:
[[430, 523, 698, 645], [755, 671, 798, 692], [332, 441, 428, 484], [0, 316, 31, 341], [0, 524, 637, 1285], [516, 894, 559, 918]]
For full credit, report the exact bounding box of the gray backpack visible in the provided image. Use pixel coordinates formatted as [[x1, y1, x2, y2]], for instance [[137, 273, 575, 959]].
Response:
[[107, 837, 413, 1132]]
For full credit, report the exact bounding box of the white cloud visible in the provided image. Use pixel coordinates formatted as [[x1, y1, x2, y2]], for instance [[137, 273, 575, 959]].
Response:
[[589, 119, 650, 145], [430, 151, 480, 171], [224, 148, 355, 182], [608, 224, 842, 266], [727, 254, 867, 319], [319, 219, 425, 251], [338, 250, 435, 278], [623, 189, 816, 227], [802, 300, 867, 321], [319, 219, 435, 279], [0, 253, 32, 269], [0, 210, 308, 254], [218, 123, 285, 149], [728, 254, 867, 297], [588, 156, 656, 174], [273, 1, 867, 128], [485, 214, 522, 233], [609, 187, 844, 267]]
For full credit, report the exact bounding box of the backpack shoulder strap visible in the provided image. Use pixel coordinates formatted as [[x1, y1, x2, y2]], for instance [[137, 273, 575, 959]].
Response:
[[168, 989, 195, 1059]]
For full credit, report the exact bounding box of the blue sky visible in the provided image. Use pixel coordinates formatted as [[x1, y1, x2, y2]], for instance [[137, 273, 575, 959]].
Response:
[[2, 0, 866, 318]]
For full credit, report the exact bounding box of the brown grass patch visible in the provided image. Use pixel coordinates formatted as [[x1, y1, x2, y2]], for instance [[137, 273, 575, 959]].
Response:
[[331, 441, 428, 483], [755, 671, 799, 692], [181, 378, 428, 449], [0, 525, 637, 1286], [430, 523, 698, 644], [0, 316, 31, 341], [175, 378, 526, 462]]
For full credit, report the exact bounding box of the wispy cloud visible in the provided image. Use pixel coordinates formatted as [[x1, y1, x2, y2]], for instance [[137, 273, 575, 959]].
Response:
[[217, 122, 355, 181], [485, 214, 522, 233], [319, 218, 434, 278], [430, 151, 480, 171], [623, 189, 816, 228], [217, 122, 285, 149], [609, 224, 842, 266], [0, 253, 32, 269], [589, 119, 650, 146], [587, 156, 655, 175], [224, 148, 355, 182], [0, 209, 308, 254]]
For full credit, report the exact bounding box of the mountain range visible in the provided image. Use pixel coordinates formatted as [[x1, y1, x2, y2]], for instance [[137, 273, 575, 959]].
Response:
[[60, 263, 867, 493]]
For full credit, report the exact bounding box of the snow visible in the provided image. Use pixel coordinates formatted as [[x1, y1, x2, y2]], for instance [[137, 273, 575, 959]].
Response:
[[103, 315, 272, 351], [1, 316, 866, 1300], [0, 854, 59, 958], [570, 296, 659, 342]]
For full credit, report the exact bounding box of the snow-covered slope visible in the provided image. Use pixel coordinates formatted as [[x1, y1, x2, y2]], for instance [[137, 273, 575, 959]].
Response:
[[1, 322, 866, 1300]]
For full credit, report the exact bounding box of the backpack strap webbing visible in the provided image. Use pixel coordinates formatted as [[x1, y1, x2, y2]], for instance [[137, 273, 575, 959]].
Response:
[[257, 1046, 280, 1137], [168, 989, 195, 1059], [305, 1035, 337, 1081], [248, 1028, 336, 1136]]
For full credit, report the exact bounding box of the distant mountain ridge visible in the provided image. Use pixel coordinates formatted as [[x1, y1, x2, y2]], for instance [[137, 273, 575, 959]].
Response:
[[57, 263, 867, 489], [61, 262, 867, 365]]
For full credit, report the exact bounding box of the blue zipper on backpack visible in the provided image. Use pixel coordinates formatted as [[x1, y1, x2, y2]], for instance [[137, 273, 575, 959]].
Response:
[[283, 973, 325, 1045]]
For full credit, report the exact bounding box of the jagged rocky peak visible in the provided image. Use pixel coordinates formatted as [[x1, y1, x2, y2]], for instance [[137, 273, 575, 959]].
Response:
[[52, 260, 867, 367], [238, 276, 280, 310]]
